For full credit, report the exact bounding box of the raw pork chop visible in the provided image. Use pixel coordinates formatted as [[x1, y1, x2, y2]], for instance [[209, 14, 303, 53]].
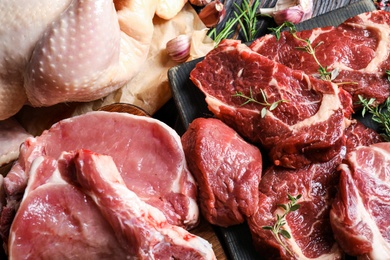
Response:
[[250, 10, 390, 108], [330, 142, 390, 259], [73, 149, 216, 259], [181, 117, 262, 227], [8, 155, 129, 259], [1, 111, 198, 244], [247, 154, 344, 260], [190, 39, 353, 169]]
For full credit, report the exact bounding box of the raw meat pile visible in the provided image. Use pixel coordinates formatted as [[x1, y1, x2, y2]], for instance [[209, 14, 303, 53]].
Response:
[[187, 10, 390, 259], [1, 111, 216, 259]]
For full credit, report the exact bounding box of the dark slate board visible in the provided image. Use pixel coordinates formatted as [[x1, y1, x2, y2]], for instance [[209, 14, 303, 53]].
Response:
[[168, 0, 377, 259]]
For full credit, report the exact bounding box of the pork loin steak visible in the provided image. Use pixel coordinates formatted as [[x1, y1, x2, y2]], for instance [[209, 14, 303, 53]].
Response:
[[1, 111, 199, 244], [250, 10, 390, 109], [8, 155, 129, 259], [181, 117, 262, 227], [9, 150, 216, 259], [247, 153, 344, 260], [190, 39, 353, 169], [330, 142, 390, 259]]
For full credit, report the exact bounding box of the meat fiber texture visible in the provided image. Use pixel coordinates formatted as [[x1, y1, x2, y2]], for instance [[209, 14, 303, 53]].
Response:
[[190, 39, 353, 169], [181, 117, 262, 227], [330, 142, 390, 259], [246, 122, 384, 259], [250, 10, 390, 110], [8, 149, 216, 259], [0, 111, 200, 249]]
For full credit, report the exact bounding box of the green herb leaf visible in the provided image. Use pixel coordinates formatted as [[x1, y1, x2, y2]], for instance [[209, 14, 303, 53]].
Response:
[[280, 229, 291, 239]]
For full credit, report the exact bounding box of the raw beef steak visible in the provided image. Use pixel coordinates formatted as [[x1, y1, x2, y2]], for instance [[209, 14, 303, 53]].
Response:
[[247, 154, 344, 259], [1, 111, 199, 245], [330, 142, 390, 259], [250, 10, 390, 109], [181, 117, 262, 227], [190, 39, 353, 169]]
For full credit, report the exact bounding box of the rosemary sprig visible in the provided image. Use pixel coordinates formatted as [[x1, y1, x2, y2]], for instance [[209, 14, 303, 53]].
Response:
[[269, 22, 339, 82], [233, 88, 288, 118], [262, 194, 302, 257], [209, 0, 261, 46], [357, 95, 390, 141], [386, 70, 390, 81], [234, 0, 262, 42]]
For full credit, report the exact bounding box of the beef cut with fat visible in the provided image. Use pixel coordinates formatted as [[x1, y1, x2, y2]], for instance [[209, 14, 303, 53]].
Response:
[[330, 142, 390, 259], [1, 111, 199, 245], [181, 117, 262, 227], [250, 10, 390, 109], [190, 39, 353, 169], [247, 154, 344, 260]]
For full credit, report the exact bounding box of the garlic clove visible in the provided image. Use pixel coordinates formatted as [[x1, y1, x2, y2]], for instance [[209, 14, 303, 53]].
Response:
[[260, 0, 313, 25], [198, 0, 226, 28], [166, 34, 191, 63], [273, 6, 305, 25]]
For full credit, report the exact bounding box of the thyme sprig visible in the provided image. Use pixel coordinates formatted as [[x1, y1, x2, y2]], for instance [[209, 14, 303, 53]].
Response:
[[233, 88, 288, 118], [209, 0, 261, 46], [269, 22, 339, 82], [358, 95, 390, 141], [386, 70, 390, 81], [262, 194, 302, 257]]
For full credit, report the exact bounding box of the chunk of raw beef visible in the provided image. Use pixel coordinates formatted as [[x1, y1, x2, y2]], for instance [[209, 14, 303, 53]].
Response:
[[330, 142, 390, 259], [73, 149, 216, 259], [247, 153, 344, 259], [181, 117, 262, 227], [190, 39, 353, 169], [250, 10, 390, 109], [1, 111, 199, 245]]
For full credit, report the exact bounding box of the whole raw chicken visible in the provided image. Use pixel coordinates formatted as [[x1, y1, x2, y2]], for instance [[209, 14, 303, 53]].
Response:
[[0, 0, 185, 120]]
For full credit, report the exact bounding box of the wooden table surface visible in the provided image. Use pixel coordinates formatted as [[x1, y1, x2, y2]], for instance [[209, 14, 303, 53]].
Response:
[[185, 0, 380, 259]]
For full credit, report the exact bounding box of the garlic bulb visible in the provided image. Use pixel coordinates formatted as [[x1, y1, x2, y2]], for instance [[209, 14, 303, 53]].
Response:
[[259, 0, 313, 25], [166, 34, 191, 63], [198, 0, 226, 28]]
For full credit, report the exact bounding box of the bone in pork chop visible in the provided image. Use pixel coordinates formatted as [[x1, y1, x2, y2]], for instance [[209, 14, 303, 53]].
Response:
[[181, 117, 262, 227], [190, 39, 353, 169], [1, 111, 199, 246], [250, 10, 390, 109], [330, 142, 390, 259], [8, 155, 129, 259], [73, 149, 216, 259]]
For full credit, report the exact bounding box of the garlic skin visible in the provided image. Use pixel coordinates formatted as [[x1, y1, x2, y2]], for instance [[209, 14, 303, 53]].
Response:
[[260, 0, 313, 25], [166, 35, 191, 63], [189, 0, 212, 7], [198, 0, 226, 28]]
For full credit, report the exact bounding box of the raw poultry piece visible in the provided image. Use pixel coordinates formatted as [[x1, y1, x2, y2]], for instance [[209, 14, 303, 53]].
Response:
[[1, 111, 199, 246], [0, 118, 32, 167], [0, 0, 161, 120], [181, 117, 262, 227], [330, 142, 390, 259]]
